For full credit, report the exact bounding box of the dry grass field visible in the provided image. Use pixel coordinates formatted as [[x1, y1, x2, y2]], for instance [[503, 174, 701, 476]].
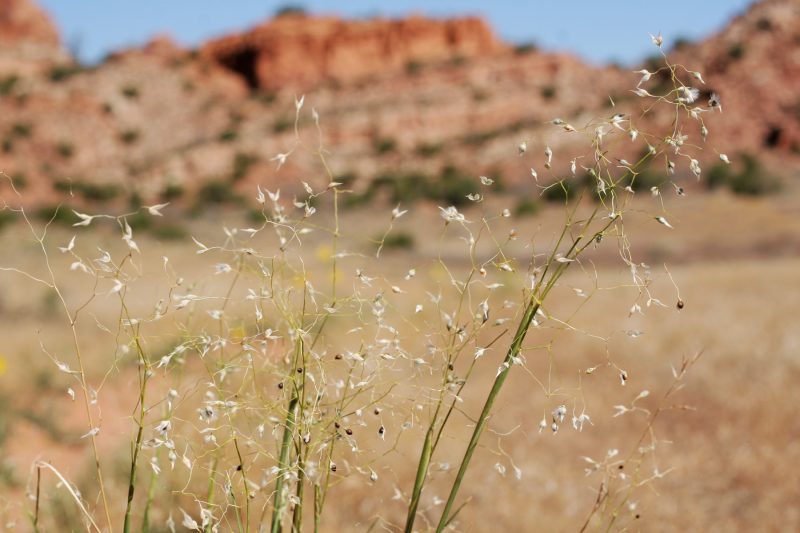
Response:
[[0, 184, 798, 531]]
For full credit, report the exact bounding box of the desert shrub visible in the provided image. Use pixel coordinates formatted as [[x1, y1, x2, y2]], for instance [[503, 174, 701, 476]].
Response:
[[542, 178, 580, 202], [729, 154, 780, 195], [707, 154, 779, 195], [514, 197, 540, 217], [514, 42, 538, 55], [275, 4, 306, 16], [150, 223, 188, 240], [57, 141, 75, 158], [231, 152, 258, 181], [0, 75, 18, 95], [52, 179, 120, 202], [630, 168, 667, 191], [672, 36, 693, 50], [218, 129, 238, 142], [197, 179, 238, 205], [120, 85, 140, 99], [119, 129, 140, 144], [160, 183, 185, 201], [448, 55, 467, 67], [430, 164, 479, 206], [405, 60, 424, 76], [10, 122, 32, 138], [373, 136, 397, 155], [756, 17, 773, 32], [48, 64, 84, 82], [126, 210, 152, 231], [254, 91, 277, 106], [728, 42, 745, 60], [79, 182, 120, 202], [376, 231, 414, 251], [9, 173, 27, 190], [0, 210, 15, 232], [541, 84, 558, 100], [273, 116, 293, 133], [415, 142, 443, 158], [34, 204, 76, 225]]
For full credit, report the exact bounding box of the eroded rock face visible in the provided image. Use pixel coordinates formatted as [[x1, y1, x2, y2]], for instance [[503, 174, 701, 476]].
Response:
[[0, 0, 67, 74], [201, 14, 507, 90], [669, 0, 800, 154], [0, 1, 797, 208]]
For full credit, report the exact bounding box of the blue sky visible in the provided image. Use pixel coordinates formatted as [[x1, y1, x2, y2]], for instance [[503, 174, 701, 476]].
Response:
[[39, 1, 755, 65]]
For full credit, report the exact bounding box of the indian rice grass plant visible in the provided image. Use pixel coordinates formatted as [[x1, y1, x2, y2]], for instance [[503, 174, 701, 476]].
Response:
[[0, 34, 722, 531]]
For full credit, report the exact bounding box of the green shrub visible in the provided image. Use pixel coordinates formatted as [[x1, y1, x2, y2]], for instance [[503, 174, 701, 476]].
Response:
[[379, 231, 415, 251], [128, 191, 143, 210], [10, 122, 32, 138], [729, 154, 779, 195], [541, 85, 557, 100], [514, 198, 540, 217], [219, 129, 238, 143], [232, 152, 258, 181], [126, 211, 153, 231], [161, 183, 185, 201], [672, 37, 693, 51], [374, 137, 397, 155], [706, 163, 733, 190], [405, 60, 424, 76], [197, 180, 238, 205], [52, 179, 120, 202], [514, 42, 538, 55], [275, 4, 306, 16], [0, 75, 18, 95], [120, 129, 140, 144], [431, 165, 479, 206], [120, 85, 140, 99], [49, 64, 83, 82], [448, 55, 467, 67], [35, 205, 77, 225], [254, 91, 277, 106], [755, 17, 773, 32], [728, 42, 745, 60], [543, 179, 579, 202], [57, 141, 75, 158], [273, 116, 293, 133], [630, 168, 666, 191], [706, 154, 779, 196], [150, 223, 188, 240], [0, 210, 15, 232], [80, 182, 121, 202], [415, 142, 443, 158], [9, 173, 27, 190]]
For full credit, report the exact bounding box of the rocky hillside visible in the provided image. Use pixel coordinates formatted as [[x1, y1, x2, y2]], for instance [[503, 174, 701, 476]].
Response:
[[0, 0, 796, 210]]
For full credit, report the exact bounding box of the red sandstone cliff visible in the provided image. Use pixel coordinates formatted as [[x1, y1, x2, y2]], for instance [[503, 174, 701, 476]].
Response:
[[0, 0, 796, 208], [0, 0, 67, 74], [201, 13, 507, 90]]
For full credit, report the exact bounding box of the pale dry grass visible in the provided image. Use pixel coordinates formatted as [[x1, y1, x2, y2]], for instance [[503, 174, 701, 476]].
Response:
[[0, 189, 797, 531]]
